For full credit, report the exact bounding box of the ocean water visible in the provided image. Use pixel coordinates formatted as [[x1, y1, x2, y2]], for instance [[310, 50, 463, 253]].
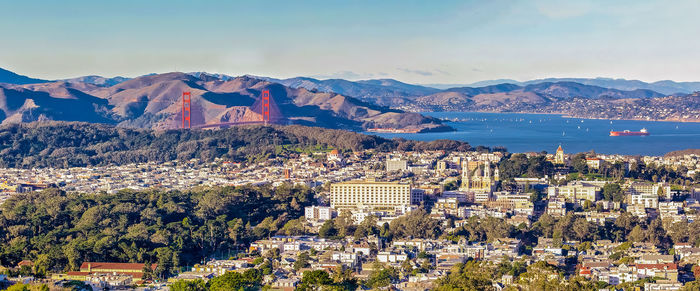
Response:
[[365, 112, 700, 156]]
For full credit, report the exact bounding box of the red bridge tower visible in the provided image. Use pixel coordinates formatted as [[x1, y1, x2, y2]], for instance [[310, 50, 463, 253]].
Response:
[[182, 91, 191, 129], [262, 90, 270, 124]]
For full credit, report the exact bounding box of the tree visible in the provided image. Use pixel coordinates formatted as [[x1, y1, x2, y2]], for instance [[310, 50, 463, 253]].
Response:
[[171, 279, 207, 291], [668, 220, 690, 245], [294, 252, 311, 271], [4, 284, 29, 291], [400, 259, 414, 275], [434, 260, 495, 291], [354, 215, 378, 240], [602, 183, 623, 202], [330, 264, 356, 288], [444, 179, 461, 191], [628, 225, 646, 242], [379, 222, 391, 239], [572, 218, 597, 242], [208, 269, 262, 291], [533, 213, 557, 238], [334, 211, 356, 237], [389, 209, 442, 239], [319, 220, 338, 238], [571, 153, 589, 174], [298, 270, 333, 291], [365, 264, 399, 289], [647, 219, 669, 248], [280, 218, 306, 236], [142, 263, 154, 281]]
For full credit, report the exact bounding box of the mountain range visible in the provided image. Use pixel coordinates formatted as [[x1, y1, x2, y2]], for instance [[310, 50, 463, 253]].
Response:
[[249, 76, 677, 110], [2, 67, 700, 130], [0, 70, 450, 132], [428, 77, 700, 96]]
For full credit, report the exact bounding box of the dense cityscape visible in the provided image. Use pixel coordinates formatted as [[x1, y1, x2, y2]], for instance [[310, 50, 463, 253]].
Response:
[[3, 138, 700, 290]]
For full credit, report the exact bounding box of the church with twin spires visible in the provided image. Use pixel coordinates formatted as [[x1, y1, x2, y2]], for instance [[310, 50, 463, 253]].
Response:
[[459, 160, 499, 193]]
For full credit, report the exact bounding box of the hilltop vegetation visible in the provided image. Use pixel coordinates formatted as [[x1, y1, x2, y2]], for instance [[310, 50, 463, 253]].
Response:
[[0, 184, 315, 278], [0, 122, 473, 168]]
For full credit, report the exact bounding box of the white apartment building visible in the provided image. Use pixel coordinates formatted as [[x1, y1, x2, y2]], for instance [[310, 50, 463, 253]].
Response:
[[627, 182, 669, 204], [377, 251, 408, 263], [442, 191, 469, 203], [659, 202, 682, 216], [629, 193, 659, 209], [472, 192, 491, 204], [330, 180, 413, 211], [305, 206, 336, 221], [548, 181, 601, 202], [386, 159, 408, 172]]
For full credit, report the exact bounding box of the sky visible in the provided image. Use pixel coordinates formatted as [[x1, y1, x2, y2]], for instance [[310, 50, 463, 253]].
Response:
[[1, 0, 699, 84]]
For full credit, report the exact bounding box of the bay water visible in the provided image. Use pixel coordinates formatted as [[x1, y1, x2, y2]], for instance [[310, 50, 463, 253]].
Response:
[[366, 112, 700, 156]]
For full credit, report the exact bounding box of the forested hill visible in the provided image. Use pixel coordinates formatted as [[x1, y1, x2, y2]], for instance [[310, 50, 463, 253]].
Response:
[[0, 122, 474, 168], [0, 185, 316, 277]]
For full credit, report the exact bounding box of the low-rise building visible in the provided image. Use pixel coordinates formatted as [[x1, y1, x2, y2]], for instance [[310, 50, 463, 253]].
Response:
[[305, 206, 336, 221]]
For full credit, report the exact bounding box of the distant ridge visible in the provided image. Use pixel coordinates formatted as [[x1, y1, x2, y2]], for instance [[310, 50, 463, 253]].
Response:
[[0, 67, 48, 84], [665, 149, 700, 157], [428, 77, 700, 95], [252, 75, 440, 106], [64, 75, 131, 87]]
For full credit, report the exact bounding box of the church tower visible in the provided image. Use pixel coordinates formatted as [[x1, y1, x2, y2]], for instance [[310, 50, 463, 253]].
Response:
[[555, 145, 565, 164]]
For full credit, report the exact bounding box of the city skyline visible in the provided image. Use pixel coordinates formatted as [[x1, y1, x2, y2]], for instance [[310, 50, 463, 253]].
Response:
[[2, 0, 700, 84]]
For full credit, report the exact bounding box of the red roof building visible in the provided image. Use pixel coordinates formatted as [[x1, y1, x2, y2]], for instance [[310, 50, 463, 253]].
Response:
[[79, 262, 157, 280]]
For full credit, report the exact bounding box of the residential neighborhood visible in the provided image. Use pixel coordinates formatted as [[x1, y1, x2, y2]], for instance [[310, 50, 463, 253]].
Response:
[[3, 145, 700, 290]]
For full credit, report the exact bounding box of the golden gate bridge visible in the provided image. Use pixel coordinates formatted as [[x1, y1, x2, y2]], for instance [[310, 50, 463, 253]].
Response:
[[180, 89, 282, 129]]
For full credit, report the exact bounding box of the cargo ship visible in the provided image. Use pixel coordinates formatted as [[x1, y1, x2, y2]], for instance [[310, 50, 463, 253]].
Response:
[[609, 128, 649, 136]]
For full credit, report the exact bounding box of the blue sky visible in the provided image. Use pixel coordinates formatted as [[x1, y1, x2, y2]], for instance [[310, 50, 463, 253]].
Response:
[[1, 0, 699, 84]]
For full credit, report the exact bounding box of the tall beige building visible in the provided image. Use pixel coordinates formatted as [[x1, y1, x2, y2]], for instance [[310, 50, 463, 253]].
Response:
[[330, 180, 413, 211]]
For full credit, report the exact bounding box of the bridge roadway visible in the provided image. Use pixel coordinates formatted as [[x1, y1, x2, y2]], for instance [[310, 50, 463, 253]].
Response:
[[193, 121, 269, 129]]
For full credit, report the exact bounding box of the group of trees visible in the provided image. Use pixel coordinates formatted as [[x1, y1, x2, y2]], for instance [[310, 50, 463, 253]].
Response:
[[499, 150, 699, 187], [435, 259, 610, 291], [531, 212, 700, 249], [316, 207, 699, 258], [601, 183, 624, 202], [451, 216, 517, 243], [292, 263, 398, 290], [318, 208, 441, 242], [441, 210, 700, 255], [629, 162, 698, 186], [170, 268, 263, 291], [0, 122, 388, 168], [498, 153, 555, 180], [0, 122, 480, 168], [0, 183, 315, 278]]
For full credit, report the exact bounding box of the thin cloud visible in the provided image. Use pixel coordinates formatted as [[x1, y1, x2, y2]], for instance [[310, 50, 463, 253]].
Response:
[[398, 68, 434, 76], [435, 69, 451, 75], [311, 71, 374, 80]]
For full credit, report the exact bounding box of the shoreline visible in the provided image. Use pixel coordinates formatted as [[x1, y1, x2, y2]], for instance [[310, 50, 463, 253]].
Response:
[[416, 110, 700, 124]]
